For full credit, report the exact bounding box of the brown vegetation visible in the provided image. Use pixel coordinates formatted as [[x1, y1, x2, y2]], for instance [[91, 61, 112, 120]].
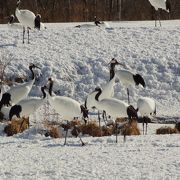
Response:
[[156, 126, 178, 135], [4, 117, 29, 136], [102, 125, 114, 136], [80, 121, 102, 137], [121, 119, 141, 136]]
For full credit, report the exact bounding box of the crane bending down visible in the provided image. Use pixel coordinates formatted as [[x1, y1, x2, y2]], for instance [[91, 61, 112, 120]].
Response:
[[93, 87, 138, 142], [148, 0, 171, 27], [47, 78, 88, 146], [85, 75, 116, 126], [109, 58, 145, 104], [15, 0, 42, 43]]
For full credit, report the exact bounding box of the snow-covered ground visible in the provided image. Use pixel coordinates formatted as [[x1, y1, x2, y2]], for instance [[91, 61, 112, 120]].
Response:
[[0, 20, 180, 179], [0, 123, 180, 179]]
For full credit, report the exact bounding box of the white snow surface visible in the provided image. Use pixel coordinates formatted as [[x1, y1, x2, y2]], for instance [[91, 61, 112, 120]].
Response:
[[0, 123, 180, 179], [0, 20, 180, 179]]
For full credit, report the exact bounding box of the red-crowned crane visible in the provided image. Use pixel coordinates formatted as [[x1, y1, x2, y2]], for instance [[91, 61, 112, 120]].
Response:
[[46, 78, 88, 146], [93, 87, 138, 142], [148, 0, 171, 27], [15, 0, 43, 43], [109, 58, 145, 104]]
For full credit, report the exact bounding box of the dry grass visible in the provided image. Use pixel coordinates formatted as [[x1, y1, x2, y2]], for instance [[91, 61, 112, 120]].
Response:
[[45, 126, 60, 138], [121, 120, 140, 136], [4, 117, 29, 136], [156, 126, 178, 135], [102, 125, 114, 136], [80, 121, 102, 137]]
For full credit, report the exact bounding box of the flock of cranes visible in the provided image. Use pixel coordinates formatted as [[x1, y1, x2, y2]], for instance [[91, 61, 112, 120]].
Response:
[[3, 0, 171, 144], [0, 58, 156, 144]]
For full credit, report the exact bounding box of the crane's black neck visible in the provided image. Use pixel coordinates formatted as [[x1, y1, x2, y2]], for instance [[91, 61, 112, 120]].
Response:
[[35, 15, 41, 30], [29, 66, 35, 80], [16, 0, 20, 8], [110, 68, 115, 81], [9, 15, 14, 24], [166, 0, 171, 12], [49, 80, 53, 96], [41, 86, 46, 99], [95, 88, 102, 101]]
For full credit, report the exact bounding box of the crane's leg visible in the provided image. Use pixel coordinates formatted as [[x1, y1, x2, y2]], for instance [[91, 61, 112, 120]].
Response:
[[23, 27, 25, 44], [143, 117, 145, 135], [74, 127, 85, 146], [27, 28, 30, 44], [102, 110, 107, 126], [98, 110, 103, 136], [115, 121, 118, 143], [64, 129, 68, 145], [158, 11, 161, 27], [127, 88, 130, 104], [98, 110, 101, 128], [145, 121, 148, 135]]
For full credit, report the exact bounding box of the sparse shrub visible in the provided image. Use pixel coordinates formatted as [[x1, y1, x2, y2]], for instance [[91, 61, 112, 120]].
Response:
[[121, 119, 140, 136], [44, 120, 61, 126], [175, 123, 180, 132], [0, 50, 13, 82], [80, 121, 102, 137], [14, 76, 27, 83], [115, 117, 128, 123], [70, 119, 82, 127], [156, 126, 178, 135], [4, 117, 29, 136]]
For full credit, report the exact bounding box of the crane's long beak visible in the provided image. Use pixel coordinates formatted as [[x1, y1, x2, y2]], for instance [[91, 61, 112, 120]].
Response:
[[35, 65, 41, 69], [116, 62, 126, 68]]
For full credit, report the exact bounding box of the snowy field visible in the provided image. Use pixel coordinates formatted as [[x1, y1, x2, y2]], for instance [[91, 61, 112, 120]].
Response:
[[0, 20, 180, 179]]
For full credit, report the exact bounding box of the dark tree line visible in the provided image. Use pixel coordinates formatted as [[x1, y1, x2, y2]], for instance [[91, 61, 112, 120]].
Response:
[[0, 0, 179, 24]]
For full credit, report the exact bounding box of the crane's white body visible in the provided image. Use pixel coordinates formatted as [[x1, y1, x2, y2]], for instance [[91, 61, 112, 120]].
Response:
[[47, 93, 82, 120], [96, 98, 129, 119], [6, 79, 35, 105], [137, 97, 156, 117], [86, 76, 116, 110], [99, 76, 115, 100], [16, 97, 46, 117], [15, 8, 35, 29], [85, 91, 98, 110], [149, 0, 167, 11], [115, 69, 135, 87]]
